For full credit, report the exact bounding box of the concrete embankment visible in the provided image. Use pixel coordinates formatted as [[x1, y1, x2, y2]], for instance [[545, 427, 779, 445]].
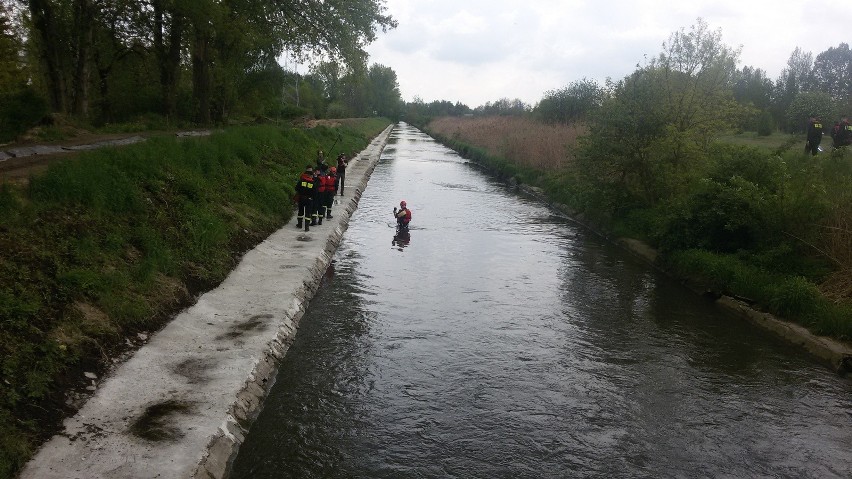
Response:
[[517, 184, 852, 375], [19, 124, 395, 479]]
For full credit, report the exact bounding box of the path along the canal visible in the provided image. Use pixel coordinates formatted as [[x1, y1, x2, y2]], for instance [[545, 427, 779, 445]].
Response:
[[231, 123, 851, 478]]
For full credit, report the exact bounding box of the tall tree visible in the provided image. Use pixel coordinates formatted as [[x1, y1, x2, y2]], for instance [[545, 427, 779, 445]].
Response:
[[536, 78, 604, 124], [578, 19, 742, 208], [366, 63, 400, 118], [27, 0, 70, 112], [812, 43, 852, 103]]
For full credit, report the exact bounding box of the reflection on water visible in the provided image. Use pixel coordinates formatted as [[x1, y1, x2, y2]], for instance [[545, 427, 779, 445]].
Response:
[[391, 230, 410, 250], [231, 123, 852, 479]]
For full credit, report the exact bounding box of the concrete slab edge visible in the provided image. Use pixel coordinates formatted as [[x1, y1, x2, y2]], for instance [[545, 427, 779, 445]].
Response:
[[191, 124, 394, 479], [515, 170, 852, 374]]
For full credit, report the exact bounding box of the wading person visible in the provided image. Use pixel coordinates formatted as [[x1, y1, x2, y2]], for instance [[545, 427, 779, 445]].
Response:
[[295, 165, 315, 231], [393, 200, 412, 232], [805, 114, 823, 156]]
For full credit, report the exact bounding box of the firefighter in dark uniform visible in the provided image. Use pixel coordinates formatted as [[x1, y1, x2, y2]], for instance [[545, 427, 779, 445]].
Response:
[[295, 165, 315, 231], [805, 114, 823, 156], [336, 153, 348, 196], [837, 116, 852, 148]]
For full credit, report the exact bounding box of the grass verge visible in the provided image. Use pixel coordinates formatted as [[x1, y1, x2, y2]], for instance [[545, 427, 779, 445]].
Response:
[[0, 118, 390, 478]]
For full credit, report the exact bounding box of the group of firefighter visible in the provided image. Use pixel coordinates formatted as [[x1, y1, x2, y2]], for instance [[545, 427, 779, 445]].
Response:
[[294, 150, 348, 232], [805, 114, 852, 156]]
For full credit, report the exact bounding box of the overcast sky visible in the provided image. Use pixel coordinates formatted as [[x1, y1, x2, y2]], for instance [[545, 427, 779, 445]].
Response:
[[362, 0, 852, 107]]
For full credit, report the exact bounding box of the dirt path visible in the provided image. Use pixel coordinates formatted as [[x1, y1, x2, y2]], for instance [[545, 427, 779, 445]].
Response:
[[0, 131, 211, 183]]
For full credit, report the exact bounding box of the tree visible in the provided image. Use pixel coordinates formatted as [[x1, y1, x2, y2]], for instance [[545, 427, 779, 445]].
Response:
[[366, 63, 400, 118], [577, 19, 742, 210], [773, 47, 813, 131], [812, 43, 852, 103], [535, 78, 603, 124], [0, 2, 26, 91], [786, 91, 833, 133]]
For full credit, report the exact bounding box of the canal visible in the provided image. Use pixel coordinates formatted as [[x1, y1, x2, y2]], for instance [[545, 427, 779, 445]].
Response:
[[231, 123, 851, 478]]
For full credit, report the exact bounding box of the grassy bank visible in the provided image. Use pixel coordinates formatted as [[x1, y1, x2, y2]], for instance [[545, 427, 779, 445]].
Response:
[[426, 116, 852, 342], [0, 118, 390, 478]]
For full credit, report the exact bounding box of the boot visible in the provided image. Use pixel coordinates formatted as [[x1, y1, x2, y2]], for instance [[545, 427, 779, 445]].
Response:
[[318, 217, 323, 225], [296, 219, 302, 228], [326, 210, 333, 219], [310, 218, 317, 226], [304, 221, 310, 232]]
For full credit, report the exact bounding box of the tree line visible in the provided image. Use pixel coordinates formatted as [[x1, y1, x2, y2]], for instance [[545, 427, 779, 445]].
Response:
[[403, 30, 850, 137], [0, 0, 401, 141]]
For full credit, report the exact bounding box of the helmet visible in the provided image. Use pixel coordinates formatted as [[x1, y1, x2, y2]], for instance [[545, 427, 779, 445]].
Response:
[[400, 200, 407, 207], [329, 167, 337, 174]]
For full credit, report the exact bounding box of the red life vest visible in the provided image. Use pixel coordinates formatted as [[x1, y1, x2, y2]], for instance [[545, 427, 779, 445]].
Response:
[[400, 207, 412, 223], [318, 174, 335, 192]]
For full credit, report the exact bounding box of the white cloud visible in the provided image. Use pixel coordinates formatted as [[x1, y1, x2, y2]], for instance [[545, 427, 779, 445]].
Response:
[[365, 0, 852, 107]]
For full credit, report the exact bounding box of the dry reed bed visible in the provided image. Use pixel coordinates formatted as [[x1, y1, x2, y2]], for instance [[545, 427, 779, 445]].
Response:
[[427, 116, 585, 170]]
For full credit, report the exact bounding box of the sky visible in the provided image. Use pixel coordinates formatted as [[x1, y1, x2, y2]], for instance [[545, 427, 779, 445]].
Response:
[[360, 0, 852, 107]]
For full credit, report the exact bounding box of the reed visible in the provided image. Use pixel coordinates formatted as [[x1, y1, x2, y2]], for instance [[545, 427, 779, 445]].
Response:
[[427, 116, 585, 170]]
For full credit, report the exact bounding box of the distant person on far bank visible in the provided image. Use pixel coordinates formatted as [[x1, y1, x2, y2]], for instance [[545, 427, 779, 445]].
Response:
[[805, 114, 823, 156]]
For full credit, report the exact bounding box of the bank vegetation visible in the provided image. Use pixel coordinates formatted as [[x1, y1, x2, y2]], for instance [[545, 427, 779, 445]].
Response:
[[0, 118, 390, 478], [425, 21, 852, 347]]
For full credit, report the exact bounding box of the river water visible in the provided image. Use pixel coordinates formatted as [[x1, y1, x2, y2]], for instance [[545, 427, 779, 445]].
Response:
[[231, 123, 851, 478]]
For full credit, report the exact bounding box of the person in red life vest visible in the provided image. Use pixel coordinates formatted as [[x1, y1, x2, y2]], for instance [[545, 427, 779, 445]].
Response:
[[336, 153, 348, 196], [393, 200, 412, 231], [311, 165, 324, 225], [321, 167, 337, 219], [295, 165, 315, 231]]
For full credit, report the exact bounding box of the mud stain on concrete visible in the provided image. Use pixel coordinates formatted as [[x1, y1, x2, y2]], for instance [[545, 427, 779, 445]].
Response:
[[171, 357, 216, 384], [129, 399, 195, 442], [215, 313, 273, 341]]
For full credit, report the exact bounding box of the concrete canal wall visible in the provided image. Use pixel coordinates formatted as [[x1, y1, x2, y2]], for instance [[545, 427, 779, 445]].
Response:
[[19, 125, 395, 479]]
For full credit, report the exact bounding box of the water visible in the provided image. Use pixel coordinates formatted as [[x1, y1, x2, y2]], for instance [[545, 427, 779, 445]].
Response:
[[231, 123, 852, 478]]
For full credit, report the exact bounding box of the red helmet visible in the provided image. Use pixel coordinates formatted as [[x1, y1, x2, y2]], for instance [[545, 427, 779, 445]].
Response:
[[400, 200, 407, 207], [329, 167, 337, 174]]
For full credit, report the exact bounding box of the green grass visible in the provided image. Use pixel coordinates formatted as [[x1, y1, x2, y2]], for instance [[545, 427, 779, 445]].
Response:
[[716, 130, 799, 152], [0, 118, 390, 478], [666, 249, 852, 339]]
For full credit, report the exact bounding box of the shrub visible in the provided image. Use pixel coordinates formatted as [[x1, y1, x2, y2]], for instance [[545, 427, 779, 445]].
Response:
[[0, 87, 48, 142]]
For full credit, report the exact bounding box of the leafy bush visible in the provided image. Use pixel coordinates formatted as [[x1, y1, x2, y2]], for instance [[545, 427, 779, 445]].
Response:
[[756, 110, 775, 136], [0, 87, 48, 142]]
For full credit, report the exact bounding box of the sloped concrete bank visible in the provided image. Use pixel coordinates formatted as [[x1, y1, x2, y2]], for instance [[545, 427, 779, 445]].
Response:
[[436, 139, 852, 374], [19, 124, 395, 479], [516, 185, 852, 375]]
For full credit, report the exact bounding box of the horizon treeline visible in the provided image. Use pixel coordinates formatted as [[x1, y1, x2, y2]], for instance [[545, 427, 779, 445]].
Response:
[[0, 0, 401, 141], [402, 24, 850, 136]]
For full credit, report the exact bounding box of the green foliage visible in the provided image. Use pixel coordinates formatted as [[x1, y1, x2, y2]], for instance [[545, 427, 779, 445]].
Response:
[[0, 88, 49, 142], [756, 110, 775, 136], [667, 250, 852, 338], [786, 91, 833, 133], [0, 120, 389, 478], [535, 78, 603, 124]]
